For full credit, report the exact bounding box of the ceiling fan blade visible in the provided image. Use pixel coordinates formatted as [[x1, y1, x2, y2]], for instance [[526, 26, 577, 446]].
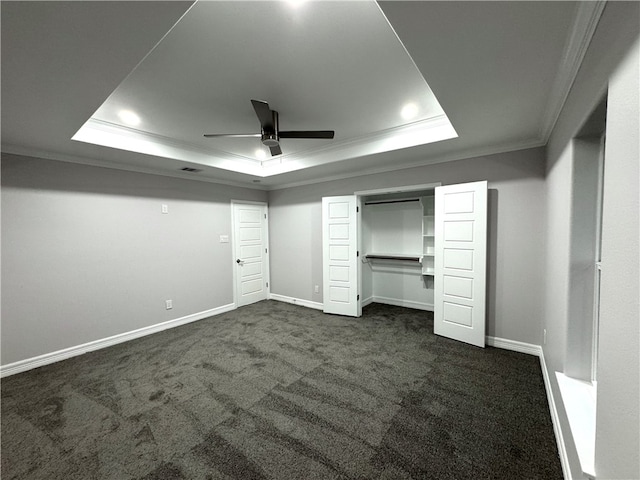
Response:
[[203, 133, 261, 138], [279, 130, 335, 139], [251, 99, 274, 131], [269, 144, 282, 156]]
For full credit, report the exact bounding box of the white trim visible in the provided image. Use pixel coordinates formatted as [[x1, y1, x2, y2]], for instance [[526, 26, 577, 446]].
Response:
[[263, 114, 453, 171], [269, 293, 323, 311], [271, 294, 433, 313], [0, 146, 269, 191], [80, 118, 262, 166], [540, 351, 573, 480], [362, 296, 374, 308], [354, 182, 441, 197], [0, 304, 236, 378], [371, 296, 433, 312], [3, 137, 544, 194], [539, 1, 607, 141], [556, 373, 597, 479], [72, 111, 456, 179], [485, 336, 542, 357], [269, 138, 544, 191]]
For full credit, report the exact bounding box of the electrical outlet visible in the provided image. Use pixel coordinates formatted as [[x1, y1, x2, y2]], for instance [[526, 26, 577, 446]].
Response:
[[165, 299, 173, 310], [161, 204, 169, 214], [543, 329, 547, 345], [314, 285, 319, 294]]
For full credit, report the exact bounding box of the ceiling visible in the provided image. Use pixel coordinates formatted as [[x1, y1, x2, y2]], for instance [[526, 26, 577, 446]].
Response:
[[2, 1, 598, 190]]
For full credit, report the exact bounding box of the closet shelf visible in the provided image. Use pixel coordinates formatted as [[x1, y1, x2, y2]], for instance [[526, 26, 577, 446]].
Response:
[[365, 253, 422, 262]]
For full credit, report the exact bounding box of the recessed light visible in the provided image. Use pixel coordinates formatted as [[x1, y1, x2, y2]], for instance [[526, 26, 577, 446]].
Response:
[[255, 149, 267, 160], [286, 0, 307, 8], [401, 103, 419, 121], [118, 109, 141, 126]]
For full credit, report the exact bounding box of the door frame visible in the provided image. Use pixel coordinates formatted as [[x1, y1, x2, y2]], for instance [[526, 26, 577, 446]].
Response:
[[354, 182, 441, 314], [230, 200, 270, 308]]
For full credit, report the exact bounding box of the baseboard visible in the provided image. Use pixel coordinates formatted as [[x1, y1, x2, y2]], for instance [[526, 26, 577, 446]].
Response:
[[268, 295, 431, 313], [540, 351, 572, 480], [0, 303, 236, 378], [371, 296, 434, 311], [485, 336, 542, 356], [485, 337, 570, 479], [269, 293, 323, 311]]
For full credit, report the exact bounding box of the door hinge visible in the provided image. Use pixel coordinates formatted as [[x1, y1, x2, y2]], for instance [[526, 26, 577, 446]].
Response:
[[264, 213, 267, 219], [357, 251, 359, 257], [265, 248, 268, 253], [266, 282, 269, 288], [356, 206, 359, 213], [357, 294, 360, 300]]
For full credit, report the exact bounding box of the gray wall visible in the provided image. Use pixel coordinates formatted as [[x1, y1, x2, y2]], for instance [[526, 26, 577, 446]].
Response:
[[268, 147, 547, 345], [544, 2, 639, 478], [1, 154, 267, 365]]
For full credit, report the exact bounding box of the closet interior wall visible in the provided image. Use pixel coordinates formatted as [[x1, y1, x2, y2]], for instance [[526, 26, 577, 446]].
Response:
[[361, 190, 435, 311]]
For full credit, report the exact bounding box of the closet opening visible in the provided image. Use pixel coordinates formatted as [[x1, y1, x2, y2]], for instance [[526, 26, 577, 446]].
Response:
[[356, 183, 440, 312], [323, 180, 488, 348]]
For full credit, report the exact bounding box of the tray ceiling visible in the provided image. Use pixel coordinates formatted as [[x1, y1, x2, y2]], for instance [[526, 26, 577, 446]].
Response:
[[72, 1, 456, 177], [1, 1, 588, 189]]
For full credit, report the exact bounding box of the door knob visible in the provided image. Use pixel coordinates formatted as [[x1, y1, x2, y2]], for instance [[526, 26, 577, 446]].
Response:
[[236, 259, 243, 265]]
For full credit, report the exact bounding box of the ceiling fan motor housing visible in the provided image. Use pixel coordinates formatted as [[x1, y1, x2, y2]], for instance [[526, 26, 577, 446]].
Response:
[[261, 132, 279, 147], [261, 110, 280, 146]]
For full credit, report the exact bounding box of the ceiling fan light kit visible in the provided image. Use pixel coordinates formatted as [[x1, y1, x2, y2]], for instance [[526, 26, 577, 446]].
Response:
[[204, 99, 335, 157]]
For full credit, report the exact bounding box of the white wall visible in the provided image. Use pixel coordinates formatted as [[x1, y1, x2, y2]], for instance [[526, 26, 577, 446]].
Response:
[[544, 2, 639, 478], [362, 201, 433, 310], [566, 137, 600, 381], [268, 147, 547, 345], [1, 154, 267, 366], [594, 36, 639, 480]]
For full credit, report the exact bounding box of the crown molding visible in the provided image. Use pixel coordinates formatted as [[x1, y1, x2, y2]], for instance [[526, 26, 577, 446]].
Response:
[[0, 144, 269, 191], [539, 0, 607, 142], [72, 113, 456, 179], [3, 135, 544, 193], [85, 118, 261, 166], [268, 137, 545, 191]]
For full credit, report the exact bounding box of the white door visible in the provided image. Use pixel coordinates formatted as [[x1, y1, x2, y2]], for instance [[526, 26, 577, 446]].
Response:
[[232, 202, 269, 307], [434, 181, 488, 347], [322, 196, 360, 316]]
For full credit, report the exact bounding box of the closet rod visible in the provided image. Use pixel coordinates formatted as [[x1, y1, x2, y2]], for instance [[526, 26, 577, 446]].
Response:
[[364, 198, 420, 206]]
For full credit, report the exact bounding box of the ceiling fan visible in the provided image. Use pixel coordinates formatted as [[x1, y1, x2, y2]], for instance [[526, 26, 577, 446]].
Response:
[[204, 99, 335, 156]]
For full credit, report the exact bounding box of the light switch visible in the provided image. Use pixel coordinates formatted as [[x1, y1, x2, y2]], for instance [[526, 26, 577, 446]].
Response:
[[219, 235, 229, 243]]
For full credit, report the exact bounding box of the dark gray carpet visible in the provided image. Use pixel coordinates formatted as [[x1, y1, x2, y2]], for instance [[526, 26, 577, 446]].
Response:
[[1, 301, 562, 479]]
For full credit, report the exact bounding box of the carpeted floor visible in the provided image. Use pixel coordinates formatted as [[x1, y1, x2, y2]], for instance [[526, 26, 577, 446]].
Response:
[[1, 301, 562, 479]]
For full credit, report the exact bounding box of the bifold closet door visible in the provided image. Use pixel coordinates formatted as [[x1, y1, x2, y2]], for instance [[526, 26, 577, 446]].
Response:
[[322, 196, 360, 317], [434, 181, 487, 347]]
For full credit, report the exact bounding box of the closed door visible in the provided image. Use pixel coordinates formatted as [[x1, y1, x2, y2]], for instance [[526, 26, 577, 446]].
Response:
[[232, 202, 269, 307], [434, 181, 487, 347], [322, 195, 360, 316]]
